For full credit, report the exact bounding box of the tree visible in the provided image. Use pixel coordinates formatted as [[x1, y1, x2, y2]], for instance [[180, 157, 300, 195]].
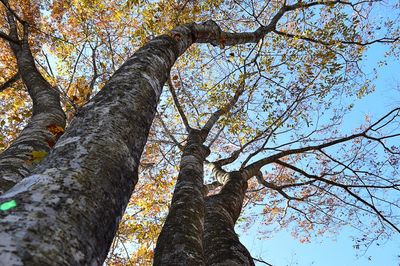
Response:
[[0, 0, 399, 265]]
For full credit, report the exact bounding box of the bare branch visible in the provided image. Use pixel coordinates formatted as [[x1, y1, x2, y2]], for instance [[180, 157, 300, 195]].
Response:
[[66, 43, 86, 94], [242, 107, 400, 178], [273, 29, 399, 47], [157, 114, 184, 151], [207, 125, 225, 148], [88, 42, 100, 101], [252, 257, 273, 266], [274, 160, 400, 233], [168, 77, 191, 131], [255, 171, 314, 201], [188, 1, 353, 47]]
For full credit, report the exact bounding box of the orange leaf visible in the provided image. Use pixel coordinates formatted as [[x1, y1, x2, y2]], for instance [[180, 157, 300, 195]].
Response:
[[47, 124, 64, 137]]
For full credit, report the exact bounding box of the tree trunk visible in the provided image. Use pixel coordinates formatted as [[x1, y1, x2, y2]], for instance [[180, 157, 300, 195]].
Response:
[[0, 41, 66, 194], [154, 129, 209, 265], [0, 34, 184, 265], [204, 171, 254, 266]]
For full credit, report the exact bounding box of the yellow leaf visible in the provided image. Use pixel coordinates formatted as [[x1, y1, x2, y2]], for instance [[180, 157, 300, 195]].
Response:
[[30, 151, 48, 164]]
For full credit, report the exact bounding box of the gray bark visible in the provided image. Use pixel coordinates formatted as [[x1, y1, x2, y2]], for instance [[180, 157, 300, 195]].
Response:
[[0, 40, 66, 194], [154, 130, 209, 265], [204, 171, 254, 266], [0, 34, 183, 265]]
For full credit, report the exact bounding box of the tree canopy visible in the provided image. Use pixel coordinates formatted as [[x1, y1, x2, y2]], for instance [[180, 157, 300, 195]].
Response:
[[0, 0, 399, 265]]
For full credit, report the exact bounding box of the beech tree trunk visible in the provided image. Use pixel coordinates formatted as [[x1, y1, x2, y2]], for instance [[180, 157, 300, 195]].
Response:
[[0, 38, 66, 194], [0, 33, 184, 265], [154, 131, 254, 265], [154, 129, 209, 265], [204, 171, 254, 265]]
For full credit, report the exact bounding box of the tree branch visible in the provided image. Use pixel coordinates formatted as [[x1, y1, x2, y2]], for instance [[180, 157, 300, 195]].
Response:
[[168, 77, 191, 131], [170, 0, 352, 51], [157, 114, 184, 151], [252, 257, 273, 266], [0, 71, 19, 92], [255, 171, 314, 201], [0, 0, 26, 25], [0, 30, 20, 44], [0, 0, 66, 194], [242, 107, 400, 179], [206, 160, 231, 184], [201, 80, 246, 137], [202, 180, 222, 195], [274, 160, 400, 233], [274, 29, 399, 47]]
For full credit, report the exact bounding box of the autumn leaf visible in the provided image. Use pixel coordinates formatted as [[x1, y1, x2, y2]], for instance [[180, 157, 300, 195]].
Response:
[[47, 124, 64, 137], [30, 151, 48, 164]]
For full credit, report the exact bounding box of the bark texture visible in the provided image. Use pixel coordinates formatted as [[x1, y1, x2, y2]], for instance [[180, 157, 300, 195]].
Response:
[[154, 130, 209, 265], [0, 34, 183, 265], [204, 171, 254, 266], [0, 41, 66, 194]]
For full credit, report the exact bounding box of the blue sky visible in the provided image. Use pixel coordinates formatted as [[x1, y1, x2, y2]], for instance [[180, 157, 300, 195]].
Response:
[[238, 42, 400, 266], [242, 227, 399, 266]]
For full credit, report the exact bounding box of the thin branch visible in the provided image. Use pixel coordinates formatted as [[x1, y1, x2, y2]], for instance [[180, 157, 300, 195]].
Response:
[[252, 257, 273, 266], [243, 107, 400, 178], [157, 114, 184, 151], [0, 30, 20, 44], [42, 51, 55, 77], [274, 29, 399, 47], [201, 79, 246, 136], [168, 76, 191, 131], [275, 160, 400, 233], [0, 71, 19, 92], [88, 42, 100, 100], [66, 43, 86, 94], [255, 171, 313, 201], [207, 125, 225, 148]]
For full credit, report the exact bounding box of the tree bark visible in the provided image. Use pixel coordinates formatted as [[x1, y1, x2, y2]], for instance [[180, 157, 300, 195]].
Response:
[[0, 40, 66, 194], [0, 34, 184, 265], [154, 129, 209, 265], [204, 171, 254, 266]]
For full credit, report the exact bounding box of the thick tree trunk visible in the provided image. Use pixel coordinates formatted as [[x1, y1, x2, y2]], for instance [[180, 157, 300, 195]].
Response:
[[0, 41, 66, 194], [154, 130, 209, 265], [204, 171, 254, 266]]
